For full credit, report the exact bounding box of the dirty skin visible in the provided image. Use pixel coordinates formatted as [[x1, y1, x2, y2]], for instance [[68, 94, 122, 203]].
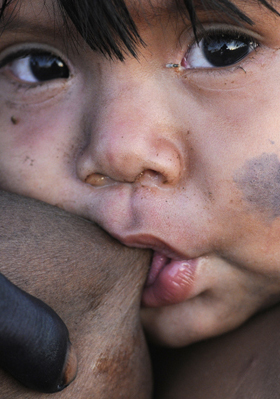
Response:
[[234, 153, 280, 218], [11, 116, 19, 125]]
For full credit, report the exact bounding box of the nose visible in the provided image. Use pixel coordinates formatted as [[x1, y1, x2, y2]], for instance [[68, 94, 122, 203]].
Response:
[[76, 70, 185, 188]]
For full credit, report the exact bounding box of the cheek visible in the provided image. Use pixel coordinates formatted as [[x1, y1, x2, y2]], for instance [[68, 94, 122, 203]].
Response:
[[188, 66, 280, 211], [234, 153, 280, 219], [0, 102, 83, 194]]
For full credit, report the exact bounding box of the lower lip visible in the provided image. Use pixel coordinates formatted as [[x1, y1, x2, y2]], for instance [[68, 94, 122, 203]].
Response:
[[141, 252, 198, 307]]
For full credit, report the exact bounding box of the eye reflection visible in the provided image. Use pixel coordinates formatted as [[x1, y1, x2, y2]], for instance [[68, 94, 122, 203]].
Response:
[[184, 31, 258, 69], [3, 51, 70, 83]]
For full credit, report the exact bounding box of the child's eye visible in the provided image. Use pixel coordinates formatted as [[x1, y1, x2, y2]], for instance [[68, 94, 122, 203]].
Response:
[[0, 50, 70, 83], [182, 31, 258, 69]]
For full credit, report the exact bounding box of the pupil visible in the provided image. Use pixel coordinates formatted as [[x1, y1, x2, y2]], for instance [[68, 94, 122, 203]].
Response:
[[202, 34, 252, 67], [30, 54, 69, 81]]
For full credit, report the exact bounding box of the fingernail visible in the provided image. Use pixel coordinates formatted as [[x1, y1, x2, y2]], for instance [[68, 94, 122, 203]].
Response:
[[58, 343, 78, 390]]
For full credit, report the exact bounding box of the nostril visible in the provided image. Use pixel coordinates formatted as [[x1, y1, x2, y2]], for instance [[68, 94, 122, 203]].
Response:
[[84, 170, 168, 187], [136, 169, 168, 186], [85, 173, 115, 187]]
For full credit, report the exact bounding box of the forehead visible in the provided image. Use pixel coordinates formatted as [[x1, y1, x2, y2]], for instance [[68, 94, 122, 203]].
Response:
[[0, 0, 62, 31], [124, 0, 183, 18], [124, 0, 276, 18], [0, 0, 278, 29], [1, 0, 273, 19], [0, 0, 279, 62]]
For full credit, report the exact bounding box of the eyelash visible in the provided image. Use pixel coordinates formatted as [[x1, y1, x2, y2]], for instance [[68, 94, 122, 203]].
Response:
[[0, 49, 40, 69], [0, 27, 262, 90], [194, 26, 259, 46], [180, 26, 260, 71], [0, 46, 70, 85]]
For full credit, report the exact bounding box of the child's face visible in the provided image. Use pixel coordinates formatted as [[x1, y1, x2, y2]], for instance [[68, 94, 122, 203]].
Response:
[[1, 0, 280, 347]]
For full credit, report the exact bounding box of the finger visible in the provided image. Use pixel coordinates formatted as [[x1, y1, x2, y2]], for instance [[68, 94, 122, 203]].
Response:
[[0, 273, 77, 393]]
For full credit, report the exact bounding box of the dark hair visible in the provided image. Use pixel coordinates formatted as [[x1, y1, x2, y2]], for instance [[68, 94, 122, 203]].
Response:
[[0, 0, 279, 61]]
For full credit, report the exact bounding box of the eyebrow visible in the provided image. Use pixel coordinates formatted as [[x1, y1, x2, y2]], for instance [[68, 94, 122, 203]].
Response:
[[0, 2, 72, 48], [0, 0, 61, 30], [0, 19, 62, 36]]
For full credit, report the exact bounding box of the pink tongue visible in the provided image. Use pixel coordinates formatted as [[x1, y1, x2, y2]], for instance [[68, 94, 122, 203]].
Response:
[[142, 256, 197, 307]]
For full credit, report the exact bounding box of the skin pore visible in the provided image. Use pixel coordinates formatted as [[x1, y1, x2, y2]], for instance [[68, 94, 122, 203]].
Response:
[[1, 0, 280, 350]]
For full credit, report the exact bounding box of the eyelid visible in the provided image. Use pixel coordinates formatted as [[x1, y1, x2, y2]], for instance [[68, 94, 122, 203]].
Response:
[[174, 23, 264, 66], [190, 23, 263, 43], [0, 43, 72, 74]]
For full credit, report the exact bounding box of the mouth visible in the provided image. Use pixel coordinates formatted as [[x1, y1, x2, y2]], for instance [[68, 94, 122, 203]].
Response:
[[141, 250, 198, 308], [113, 234, 199, 308]]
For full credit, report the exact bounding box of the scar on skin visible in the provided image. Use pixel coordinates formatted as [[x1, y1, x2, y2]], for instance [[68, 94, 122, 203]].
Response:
[[234, 153, 280, 218]]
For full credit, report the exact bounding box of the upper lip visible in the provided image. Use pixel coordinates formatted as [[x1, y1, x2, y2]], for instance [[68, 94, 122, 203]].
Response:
[[118, 233, 191, 260]]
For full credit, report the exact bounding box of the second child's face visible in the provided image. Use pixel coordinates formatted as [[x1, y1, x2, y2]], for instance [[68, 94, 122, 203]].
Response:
[[1, 0, 280, 346]]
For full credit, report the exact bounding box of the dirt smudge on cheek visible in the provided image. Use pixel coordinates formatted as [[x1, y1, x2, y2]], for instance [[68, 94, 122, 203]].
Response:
[[234, 153, 280, 218]]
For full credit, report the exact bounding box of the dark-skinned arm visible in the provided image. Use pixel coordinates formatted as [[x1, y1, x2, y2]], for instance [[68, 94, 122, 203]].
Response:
[[0, 191, 77, 393]]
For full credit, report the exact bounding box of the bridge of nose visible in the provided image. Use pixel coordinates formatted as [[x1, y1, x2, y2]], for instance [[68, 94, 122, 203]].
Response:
[[76, 58, 188, 188]]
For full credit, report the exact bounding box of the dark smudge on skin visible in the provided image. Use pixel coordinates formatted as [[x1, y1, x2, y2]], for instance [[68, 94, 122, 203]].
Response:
[[11, 116, 19, 125], [234, 153, 280, 218]]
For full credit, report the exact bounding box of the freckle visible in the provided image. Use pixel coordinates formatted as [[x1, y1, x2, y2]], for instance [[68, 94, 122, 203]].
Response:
[[11, 116, 19, 125]]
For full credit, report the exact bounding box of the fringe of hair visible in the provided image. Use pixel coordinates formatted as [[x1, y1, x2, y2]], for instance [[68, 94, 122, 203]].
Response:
[[0, 0, 279, 60]]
